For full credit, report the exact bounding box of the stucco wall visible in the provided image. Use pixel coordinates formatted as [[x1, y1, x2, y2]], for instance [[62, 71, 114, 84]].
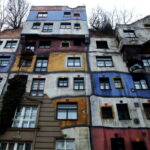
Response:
[[22, 20, 89, 36], [90, 95, 150, 128], [62, 127, 91, 150], [51, 97, 90, 128]]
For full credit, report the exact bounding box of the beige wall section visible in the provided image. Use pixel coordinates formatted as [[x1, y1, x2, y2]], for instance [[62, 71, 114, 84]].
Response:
[[62, 127, 91, 150], [48, 52, 87, 72], [11, 56, 36, 72], [51, 97, 90, 128]]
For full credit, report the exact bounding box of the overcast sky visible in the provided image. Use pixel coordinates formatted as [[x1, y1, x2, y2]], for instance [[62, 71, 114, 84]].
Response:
[[30, 0, 150, 20]]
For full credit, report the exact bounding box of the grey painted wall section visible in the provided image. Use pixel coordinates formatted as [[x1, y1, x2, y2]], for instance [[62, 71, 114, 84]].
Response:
[[22, 21, 89, 36], [0, 39, 20, 53], [62, 127, 91, 150], [88, 52, 128, 72], [89, 37, 118, 52], [90, 95, 150, 128]]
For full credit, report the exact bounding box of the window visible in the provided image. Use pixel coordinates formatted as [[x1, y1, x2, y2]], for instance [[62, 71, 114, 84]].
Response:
[[142, 58, 150, 67], [96, 56, 113, 67], [101, 106, 113, 119], [123, 30, 136, 38], [32, 22, 41, 29], [60, 23, 71, 29], [96, 41, 108, 49], [34, 58, 48, 72], [111, 138, 125, 150], [116, 104, 130, 120], [39, 41, 51, 48], [67, 57, 81, 67], [74, 13, 80, 17], [0, 142, 32, 150], [74, 23, 80, 29], [144, 24, 150, 28], [5, 41, 17, 48], [25, 43, 36, 51], [61, 42, 69, 48], [143, 103, 150, 119], [58, 78, 68, 87], [0, 56, 10, 67], [57, 103, 77, 120], [74, 40, 81, 46], [19, 58, 32, 67], [64, 12, 71, 17], [55, 140, 75, 150], [42, 23, 53, 32], [30, 79, 45, 96], [37, 12, 48, 18], [114, 78, 123, 89], [73, 78, 84, 90], [133, 78, 148, 89], [0, 40, 3, 46], [99, 78, 110, 90], [0, 78, 2, 83], [12, 106, 37, 128]]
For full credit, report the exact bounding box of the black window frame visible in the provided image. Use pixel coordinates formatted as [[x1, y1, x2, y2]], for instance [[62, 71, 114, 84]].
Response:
[[32, 22, 41, 29], [143, 103, 150, 119], [25, 42, 36, 51], [73, 40, 81, 46], [57, 103, 78, 120], [123, 30, 136, 38], [73, 77, 84, 90], [67, 57, 81, 67], [99, 77, 111, 90], [0, 40, 3, 46], [74, 23, 81, 29], [64, 11, 71, 17], [0, 56, 10, 67], [34, 58, 48, 72], [37, 12, 48, 18], [133, 78, 149, 90], [113, 77, 124, 89], [61, 41, 69, 48], [96, 41, 109, 49], [30, 79, 45, 97], [5, 41, 17, 48], [39, 41, 51, 48], [58, 78, 68, 87], [101, 106, 113, 119], [73, 12, 80, 17], [60, 22, 71, 29], [42, 23, 53, 32], [96, 56, 113, 67], [142, 58, 150, 67], [19, 57, 32, 67], [116, 104, 130, 120]]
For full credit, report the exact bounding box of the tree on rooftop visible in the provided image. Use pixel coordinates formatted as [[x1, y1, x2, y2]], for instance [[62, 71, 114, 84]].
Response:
[[5, 0, 30, 29]]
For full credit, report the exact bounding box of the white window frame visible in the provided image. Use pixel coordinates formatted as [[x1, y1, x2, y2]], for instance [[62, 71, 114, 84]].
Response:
[[0, 142, 32, 150], [96, 57, 113, 67], [55, 140, 75, 150], [134, 79, 148, 89], [12, 106, 38, 128]]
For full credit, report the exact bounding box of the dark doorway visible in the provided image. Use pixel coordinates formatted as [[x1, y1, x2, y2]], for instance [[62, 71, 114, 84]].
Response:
[[111, 138, 125, 150]]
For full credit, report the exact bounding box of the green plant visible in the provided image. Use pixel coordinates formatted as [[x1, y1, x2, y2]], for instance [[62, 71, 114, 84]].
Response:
[[0, 75, 27, 134]]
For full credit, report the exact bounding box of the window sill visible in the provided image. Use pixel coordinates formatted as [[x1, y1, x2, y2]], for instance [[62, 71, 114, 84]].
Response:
[[119, 119, 131, 121], [57, 119, 78, 121], [8, 127, 39, 131], [73, 89, 85, 91]]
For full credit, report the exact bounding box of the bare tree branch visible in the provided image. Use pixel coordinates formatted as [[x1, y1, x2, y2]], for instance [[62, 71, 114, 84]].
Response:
[[5, 0, 30, 29]]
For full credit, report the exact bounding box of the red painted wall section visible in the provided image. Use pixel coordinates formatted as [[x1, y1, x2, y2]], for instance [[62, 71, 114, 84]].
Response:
[[91, 128, 150, 150], [18, 37, 87, 54]]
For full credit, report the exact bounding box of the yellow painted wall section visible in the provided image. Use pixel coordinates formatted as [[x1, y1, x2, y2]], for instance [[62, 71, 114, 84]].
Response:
[[11, 56, 36, 72], [48, 52, 87, 72], [52, 97, 90, 128]]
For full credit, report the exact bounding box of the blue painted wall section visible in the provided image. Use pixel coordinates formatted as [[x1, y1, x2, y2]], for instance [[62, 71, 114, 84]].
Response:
[[0, 53, 15, 72], [27, 10, 87, 21], [92, 72, 150, 98]]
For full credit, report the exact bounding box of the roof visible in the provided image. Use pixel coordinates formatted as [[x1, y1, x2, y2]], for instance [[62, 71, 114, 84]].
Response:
[[30, 6, 86, 11], [0, 28, 22, 39]]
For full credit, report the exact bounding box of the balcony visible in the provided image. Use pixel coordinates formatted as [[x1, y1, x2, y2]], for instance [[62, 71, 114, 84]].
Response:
[[129, 63, 145, 73]]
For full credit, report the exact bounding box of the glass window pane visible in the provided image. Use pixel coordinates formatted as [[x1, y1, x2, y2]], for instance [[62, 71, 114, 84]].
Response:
[[25, 143, 31, 150], [57, 110, 67, 119], [66, 141, 75, 150], [17, 144, 24, 150], [8, 143, 15, 150], [56, 141, 64, 149], [68, 110, 77, 119]]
